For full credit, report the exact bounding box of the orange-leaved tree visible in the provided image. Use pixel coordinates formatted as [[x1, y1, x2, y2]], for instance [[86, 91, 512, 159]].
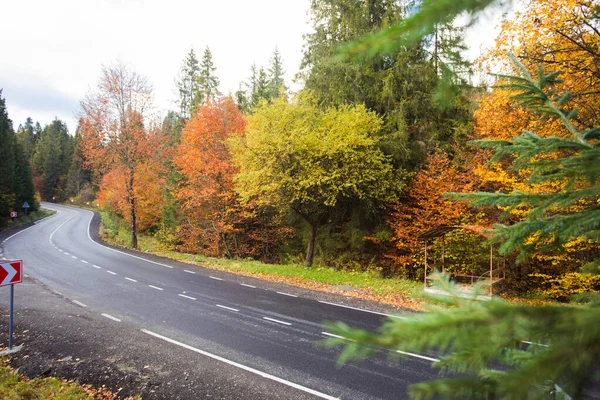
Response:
[[384, 149, 492, 278], [471, 0, 600, 287], [80, 63, 167, 248], [174, 97, 288, 259]]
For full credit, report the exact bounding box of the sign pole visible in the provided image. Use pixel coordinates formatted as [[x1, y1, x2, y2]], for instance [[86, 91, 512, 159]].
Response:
[[8, 284, 13, 350]]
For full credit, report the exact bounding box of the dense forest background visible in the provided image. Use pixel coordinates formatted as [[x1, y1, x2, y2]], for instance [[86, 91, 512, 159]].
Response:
[[1, 0, 598, 300]]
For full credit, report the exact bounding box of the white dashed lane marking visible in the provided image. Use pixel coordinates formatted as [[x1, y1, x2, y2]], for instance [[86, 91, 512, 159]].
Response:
[[101, 313, 121, 322], [263, 317, 292, 326]]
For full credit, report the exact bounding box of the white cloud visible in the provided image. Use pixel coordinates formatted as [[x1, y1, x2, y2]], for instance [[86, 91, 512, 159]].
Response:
[[1, 0, 312, 131]]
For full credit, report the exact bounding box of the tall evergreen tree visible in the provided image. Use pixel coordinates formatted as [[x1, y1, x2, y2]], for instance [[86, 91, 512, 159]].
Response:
[[12, 141, 37, 212], [32, 119, 73, 201], [249, 64, 270, 109], [196, 46, 220, 105], [268, 46, 286, 98], [0, 90, 16, 227], [16, 117, 38, 160], [175, 48, 200, 119], [65, 124, 92, 199]]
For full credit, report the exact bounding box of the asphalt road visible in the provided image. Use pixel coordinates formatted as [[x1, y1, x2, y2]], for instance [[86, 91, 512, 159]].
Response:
[[1, 203, 439, 399]]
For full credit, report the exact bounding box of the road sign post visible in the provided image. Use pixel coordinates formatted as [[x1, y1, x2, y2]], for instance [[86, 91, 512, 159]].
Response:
[[10, 211, 16, 222], [0, 260, 23, 353], [22, 202, 29, 217]]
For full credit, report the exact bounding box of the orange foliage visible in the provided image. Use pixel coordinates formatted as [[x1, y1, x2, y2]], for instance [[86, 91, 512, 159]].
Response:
[[79, 64, 168, 245], [96, 160, 167, 233], [174, 97, 289, 260], [384, 150, 491, 277]]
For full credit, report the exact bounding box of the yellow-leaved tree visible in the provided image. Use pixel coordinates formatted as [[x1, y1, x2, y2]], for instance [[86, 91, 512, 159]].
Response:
[[229, 97, 407, 267]]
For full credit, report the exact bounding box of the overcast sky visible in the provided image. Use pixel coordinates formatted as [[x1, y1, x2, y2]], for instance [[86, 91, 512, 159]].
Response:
[[1, 0, 501, 134]]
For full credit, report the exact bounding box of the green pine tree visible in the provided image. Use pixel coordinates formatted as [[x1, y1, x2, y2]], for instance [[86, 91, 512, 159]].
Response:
[[327, 55, 600, 400], [12, 140, 37, 212], [195, 46, 220, 105], [0, 90, 16, 227], [175, 48, 200, 119], [267, 46, 286, 99], [32, 119, 72, 201]]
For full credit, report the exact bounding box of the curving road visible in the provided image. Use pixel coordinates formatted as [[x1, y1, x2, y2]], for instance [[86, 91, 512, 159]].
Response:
[[1, 203, 439, 399]]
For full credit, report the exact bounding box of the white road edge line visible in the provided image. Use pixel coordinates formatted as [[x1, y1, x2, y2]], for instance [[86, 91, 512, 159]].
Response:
[[85, 212, 173, 269], [321, 332, 346, 340], [321, 332, 439, 362], [216, 304, 239, 312], [241, 283, 256, 288], [276, 292, 297, 297], [106, 270, 117, 275], [263, 317, 292, 326], [148, 285, 163, 291], [141, 329, 338, 400], [72, 300, 87, 308], [318, 300, 407, 319], [209, 276, 223, 281], [184, 270, 196, 274], [522, 340, 549, 347], [396, 350, 440, 363], [178, 294, 197, 300], [125, 277, 137, 283], [101, 313, 121, 322]]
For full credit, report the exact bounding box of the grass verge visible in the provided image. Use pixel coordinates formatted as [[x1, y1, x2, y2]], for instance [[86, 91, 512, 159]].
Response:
[[98, 211, 424, 310], [0, 358, 131, 399]]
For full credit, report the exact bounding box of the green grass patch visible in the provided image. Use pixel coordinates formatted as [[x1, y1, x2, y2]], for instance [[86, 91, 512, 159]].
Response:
[[0, 360, 92, 399], [134, 231, 422, 300], [97, 210, 423, 308]]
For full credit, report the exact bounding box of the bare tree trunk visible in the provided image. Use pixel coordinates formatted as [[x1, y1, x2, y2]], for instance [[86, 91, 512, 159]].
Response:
[[127, 168, 138, 249], [305, 221, 317, 268]]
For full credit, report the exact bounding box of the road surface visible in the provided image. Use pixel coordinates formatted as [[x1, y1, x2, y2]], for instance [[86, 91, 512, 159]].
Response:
[[1, 203, 438, 399]]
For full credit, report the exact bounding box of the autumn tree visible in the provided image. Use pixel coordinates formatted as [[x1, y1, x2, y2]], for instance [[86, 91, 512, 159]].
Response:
[[383, 149, 492, 278], [174, 97, 245, 256], [80, 63, 166, 248], [230, 97, 405, 267], [174, 97, 286, 259], [330, 54, 600, 400]]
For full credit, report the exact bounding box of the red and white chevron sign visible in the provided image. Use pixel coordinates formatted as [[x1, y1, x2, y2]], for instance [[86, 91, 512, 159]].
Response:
[[0, 260, 22, 287]]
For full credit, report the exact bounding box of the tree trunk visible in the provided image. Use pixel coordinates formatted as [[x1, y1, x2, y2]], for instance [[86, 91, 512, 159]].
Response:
[[305, 221, 317, 267], [127, 168, 138, 249]]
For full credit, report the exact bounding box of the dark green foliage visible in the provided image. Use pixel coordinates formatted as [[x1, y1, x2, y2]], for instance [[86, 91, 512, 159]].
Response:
[[15, 117, 38, 160], [336, 0, 505, 60], [195, 46, 220, 105], [268, 47, 286, 99], [329, 56, 600, 399], [0, 90, 16, 227], [236, 48, 289, 113], [175, 48, 201, 119], [65, 127, 92, 200], [31, 119, 73, 201], [0, 91, 38, 227], [12, 141, 37, 212]]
